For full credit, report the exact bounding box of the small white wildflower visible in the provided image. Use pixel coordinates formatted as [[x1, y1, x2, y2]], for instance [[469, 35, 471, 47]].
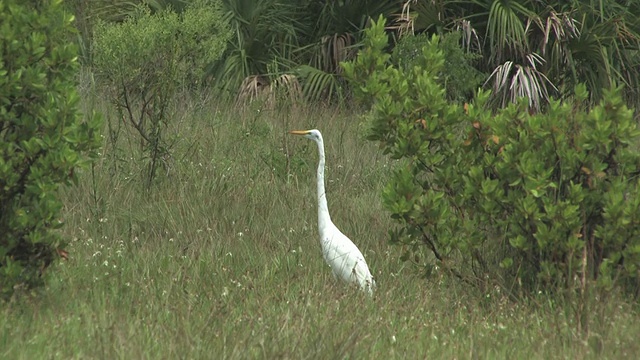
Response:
[[237, 232, 243, 237]]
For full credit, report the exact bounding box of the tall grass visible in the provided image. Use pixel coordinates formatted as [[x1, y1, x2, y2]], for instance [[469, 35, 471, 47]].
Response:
[[2, 96, 639, 359]]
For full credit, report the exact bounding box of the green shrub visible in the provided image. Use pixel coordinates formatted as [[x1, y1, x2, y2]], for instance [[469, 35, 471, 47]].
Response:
[[392, 31, 485, 103], [0, 0, 101, 299], [344, 16, 640, 296], [91, 0, 230, 188]]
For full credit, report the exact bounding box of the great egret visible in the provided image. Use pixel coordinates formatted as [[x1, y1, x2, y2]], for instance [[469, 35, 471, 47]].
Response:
[[289, 129, 375, 295]]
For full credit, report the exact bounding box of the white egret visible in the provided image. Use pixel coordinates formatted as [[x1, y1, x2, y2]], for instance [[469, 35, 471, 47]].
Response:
[[289, 129, 375, 295]]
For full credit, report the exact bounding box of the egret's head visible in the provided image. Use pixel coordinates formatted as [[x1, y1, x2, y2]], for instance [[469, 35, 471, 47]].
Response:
[[289, 129, 323, 142]]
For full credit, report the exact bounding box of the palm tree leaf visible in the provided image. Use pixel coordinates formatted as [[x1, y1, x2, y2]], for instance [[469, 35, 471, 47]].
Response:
[[296, 65, 342, 103]]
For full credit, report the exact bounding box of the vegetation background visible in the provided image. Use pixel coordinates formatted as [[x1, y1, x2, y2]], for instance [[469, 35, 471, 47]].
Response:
[[3, 0, 640, 358]]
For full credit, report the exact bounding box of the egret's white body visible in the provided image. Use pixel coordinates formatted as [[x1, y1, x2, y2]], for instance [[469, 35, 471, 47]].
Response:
[[290, 129, 375, 295]]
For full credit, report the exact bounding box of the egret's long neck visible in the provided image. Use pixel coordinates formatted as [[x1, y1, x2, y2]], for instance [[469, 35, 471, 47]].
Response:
[[315, 138, 331, 230]]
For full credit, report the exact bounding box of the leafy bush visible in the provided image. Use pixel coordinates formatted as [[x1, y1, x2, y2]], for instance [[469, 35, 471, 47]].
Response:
[[0, 0, 101, 298], [344, 17, 640, 296], [91, 0, 230, 188], [392, 31, 485, 103]]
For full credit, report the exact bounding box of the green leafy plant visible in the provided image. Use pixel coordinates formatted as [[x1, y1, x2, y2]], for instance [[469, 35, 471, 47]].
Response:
[[345, 17, 640, 304], [392, 31, 485, 102], [211, 0, 302, 97], [92, 0, 230, 188], [0, 0, 101, 299]]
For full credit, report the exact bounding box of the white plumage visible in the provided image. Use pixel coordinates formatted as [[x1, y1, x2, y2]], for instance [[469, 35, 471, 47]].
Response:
[[289, 129, 375, 295]]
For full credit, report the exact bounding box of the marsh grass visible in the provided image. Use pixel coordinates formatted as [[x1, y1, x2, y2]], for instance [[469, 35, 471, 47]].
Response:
[[2, 98, 639, 359]]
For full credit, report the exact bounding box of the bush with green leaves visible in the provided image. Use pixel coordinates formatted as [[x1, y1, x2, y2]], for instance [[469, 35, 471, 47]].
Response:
[[0, 0, 101, 298], [344, 16, 640, 296], [91, 0, 230, 188], [392, 31, 485, 103]]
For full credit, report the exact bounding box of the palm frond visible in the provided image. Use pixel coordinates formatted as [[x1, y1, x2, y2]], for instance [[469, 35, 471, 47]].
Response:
[[453, 19, 482, 53], [296, 65, 342, 103], [487, 53, 557, 111], [269, 74, 302, 106], [318, 33, 356, 74], [211, 0, 306, 94], [236, 75, 270, 106]]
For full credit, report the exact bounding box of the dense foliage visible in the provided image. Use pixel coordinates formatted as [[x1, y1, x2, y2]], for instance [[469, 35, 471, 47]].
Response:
[[68, 0, 640, 108], [0, 0, 101, 298], [392, 31, 485, 103], [401, 0, 640, 110], [344, 17, 640, 295], [91, 0, 230, 188]]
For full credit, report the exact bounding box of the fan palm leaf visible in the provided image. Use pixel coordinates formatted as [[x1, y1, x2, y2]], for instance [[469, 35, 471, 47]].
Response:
[[211, 0, 305, 94], [296, 65, 342, 103], [487, 53, 556, 111]]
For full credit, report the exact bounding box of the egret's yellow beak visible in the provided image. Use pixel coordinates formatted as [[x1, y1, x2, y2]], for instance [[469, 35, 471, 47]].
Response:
[[289, 130, 311, 135]]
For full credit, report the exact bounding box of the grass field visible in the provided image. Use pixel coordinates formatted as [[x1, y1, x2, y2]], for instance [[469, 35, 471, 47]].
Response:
[[2, 98, 640, 359]]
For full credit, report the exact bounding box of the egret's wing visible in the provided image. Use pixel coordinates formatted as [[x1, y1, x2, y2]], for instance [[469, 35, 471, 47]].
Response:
[[321, 227, 374, 292]]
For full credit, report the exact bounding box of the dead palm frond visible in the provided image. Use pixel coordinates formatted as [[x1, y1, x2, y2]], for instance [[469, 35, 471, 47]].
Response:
[[388, 0, 417, 38], [236, 75, 270, 106], [453, 19, 482, 53], [487, 53, 557, 111], [269, 73, 302, 107], [539, 10, 580, 56], [320, 33, 356, 75]]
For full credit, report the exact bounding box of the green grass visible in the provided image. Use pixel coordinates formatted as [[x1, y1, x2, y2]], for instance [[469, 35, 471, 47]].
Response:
[[2, 99, 640, 359]]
